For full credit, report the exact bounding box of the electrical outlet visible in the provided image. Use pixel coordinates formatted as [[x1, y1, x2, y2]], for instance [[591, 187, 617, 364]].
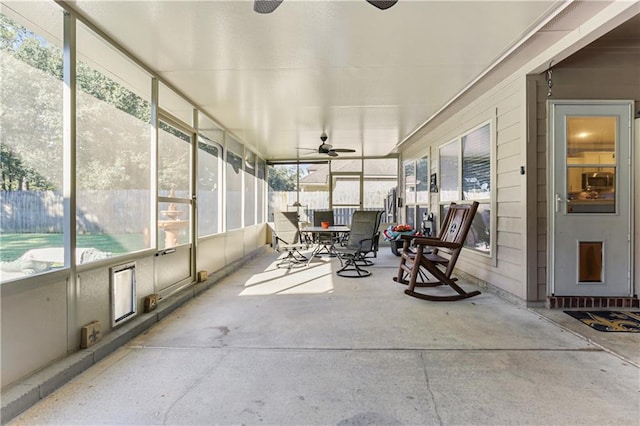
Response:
[[80, 321, 101, 349], [144, 294, 158, 312]]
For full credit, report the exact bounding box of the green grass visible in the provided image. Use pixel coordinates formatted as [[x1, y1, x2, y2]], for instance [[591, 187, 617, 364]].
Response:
[[0, 233, 147, 262]]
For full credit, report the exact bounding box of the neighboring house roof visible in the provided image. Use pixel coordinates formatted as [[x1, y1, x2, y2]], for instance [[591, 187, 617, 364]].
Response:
[[299, 160, 397, 188]]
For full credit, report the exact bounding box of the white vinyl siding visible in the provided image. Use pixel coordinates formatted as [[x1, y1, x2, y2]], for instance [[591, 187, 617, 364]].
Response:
[[402, 75, 527, 300]]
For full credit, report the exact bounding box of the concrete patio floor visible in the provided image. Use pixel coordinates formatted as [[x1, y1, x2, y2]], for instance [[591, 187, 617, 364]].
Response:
[[8, 248, 640, 425]]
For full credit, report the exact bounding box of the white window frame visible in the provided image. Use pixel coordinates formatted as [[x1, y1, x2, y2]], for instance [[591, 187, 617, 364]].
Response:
[[438, 120, 495, 259]]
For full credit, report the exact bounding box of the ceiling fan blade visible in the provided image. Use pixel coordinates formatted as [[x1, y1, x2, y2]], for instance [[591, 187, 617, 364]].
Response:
[[295, 147, 316, 151], [331, 148, 357, 153], [366, 0, 398, 10], [328, 151, 339, 157], [254, 0, 283, 14]]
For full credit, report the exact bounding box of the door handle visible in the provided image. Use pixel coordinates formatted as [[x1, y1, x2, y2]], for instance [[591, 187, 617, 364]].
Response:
[[555, 193, 568, 213]]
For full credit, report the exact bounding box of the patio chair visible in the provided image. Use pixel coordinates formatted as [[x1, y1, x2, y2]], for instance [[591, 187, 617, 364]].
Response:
[[393, 201, 481, 301], [335, 210, 381, 278], [273, 210, 308, 268], [312, 210, 336, 256], [361, 210, 384, 264]]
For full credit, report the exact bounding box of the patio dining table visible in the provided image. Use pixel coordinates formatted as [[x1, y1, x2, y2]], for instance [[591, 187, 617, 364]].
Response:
[[300, 225, 350, 262]]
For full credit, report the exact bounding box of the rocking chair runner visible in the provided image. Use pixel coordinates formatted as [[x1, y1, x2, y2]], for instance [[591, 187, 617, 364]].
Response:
[[393, 201, 481, 301]]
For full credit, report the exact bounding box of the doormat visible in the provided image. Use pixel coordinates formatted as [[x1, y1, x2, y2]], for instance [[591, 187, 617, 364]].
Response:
[[564, 311, 640, 332]]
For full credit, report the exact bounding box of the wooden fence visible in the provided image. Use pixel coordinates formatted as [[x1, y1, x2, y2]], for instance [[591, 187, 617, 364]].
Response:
[[1, 189, 395, 233], [1, 191, 151, 233], [268, 191, 394, 224]]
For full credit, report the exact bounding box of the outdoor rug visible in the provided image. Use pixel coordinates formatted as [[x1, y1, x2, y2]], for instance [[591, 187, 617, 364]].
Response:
[[564, 311, 640, 332]]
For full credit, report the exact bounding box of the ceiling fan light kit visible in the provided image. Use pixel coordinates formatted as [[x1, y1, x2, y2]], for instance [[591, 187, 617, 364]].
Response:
[[254, 0, 397, 14], [317, 133, 356, 157]]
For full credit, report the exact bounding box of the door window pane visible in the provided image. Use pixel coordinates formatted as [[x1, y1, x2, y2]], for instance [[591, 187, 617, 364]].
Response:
[[158, 201, 189, 249], [566, 116, 616, 214], [158, 121, 191, 248], [567, 168, 615, 213], [567, 117, 616, 163], [158, 122, 191, 196]]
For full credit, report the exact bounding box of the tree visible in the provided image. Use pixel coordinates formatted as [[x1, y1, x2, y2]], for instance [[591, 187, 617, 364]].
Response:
[[1, 13, 153, 192], [268, 166, 297, 191]]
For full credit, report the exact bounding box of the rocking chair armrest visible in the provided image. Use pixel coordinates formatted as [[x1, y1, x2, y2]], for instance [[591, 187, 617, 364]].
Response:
[[411, 237, 460, 249]]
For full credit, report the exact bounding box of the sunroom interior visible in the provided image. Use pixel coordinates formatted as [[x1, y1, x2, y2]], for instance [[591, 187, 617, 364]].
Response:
[[1, 0, 639, 417]]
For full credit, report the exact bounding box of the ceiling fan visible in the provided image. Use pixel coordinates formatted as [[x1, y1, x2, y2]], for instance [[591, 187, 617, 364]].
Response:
[[254, 0, 397, 14], [298, 133, 357, 157]]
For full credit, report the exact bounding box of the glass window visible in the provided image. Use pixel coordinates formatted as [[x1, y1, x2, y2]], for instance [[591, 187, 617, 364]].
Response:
[[0, 4, 65, 280], [439, 141, 459, 203], [257, 158, 266, 223], [363, 158, 397, 223], [439, 123, 491, 254], [403, 160, 416, 207], [416, 157, 429, 204], [403, 157, 429, 228], [158, 121, 190, 196], [226, 145, 243, 231], [299, 162, 329, 216], [267, 163, 299, 220], [566, 116, 616, 214], [197, 135, 222, 236], [75, 21, 152, 262], [244, 150, 256, 226], [157, 121, 191, 248], [462, 124, 491, 201]]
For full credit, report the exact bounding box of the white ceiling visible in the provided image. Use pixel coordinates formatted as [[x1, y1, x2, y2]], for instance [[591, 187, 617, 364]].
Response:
[[52, 0, 623, 159]]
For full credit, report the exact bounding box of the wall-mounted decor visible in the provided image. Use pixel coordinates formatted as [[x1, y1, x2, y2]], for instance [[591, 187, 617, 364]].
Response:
[[430, 173, 438, 192]]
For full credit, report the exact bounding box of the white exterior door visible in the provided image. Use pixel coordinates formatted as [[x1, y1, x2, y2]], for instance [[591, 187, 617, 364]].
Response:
[[550, 101, 633, 297]]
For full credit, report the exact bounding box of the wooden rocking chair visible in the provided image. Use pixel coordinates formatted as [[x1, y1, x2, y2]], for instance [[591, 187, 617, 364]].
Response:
[[393, 201, 481, 301]]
